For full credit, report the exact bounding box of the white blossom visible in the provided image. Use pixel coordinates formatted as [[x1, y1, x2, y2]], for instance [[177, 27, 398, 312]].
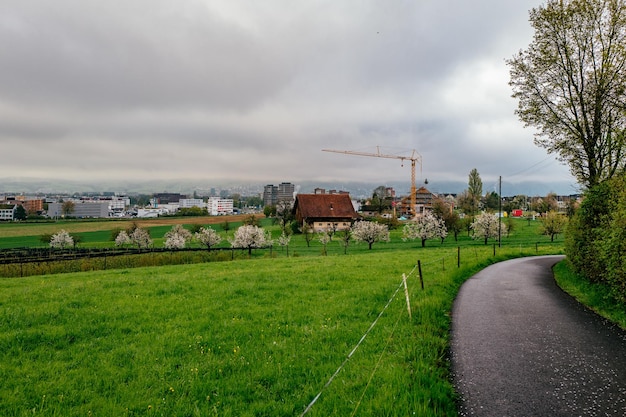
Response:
[[351, 221, 390, 250], [165, 233, 188, 249], [130, 227, 153, 250], [277, 231, 291, 247], [194, 227, 222, 250], [276, 231, 292, 256], [50, 229, 74, 249], [115, 230, 132, 247], [317, 231, 331, 255], [230, 225, 270, 255], [164, 224, 192, 249], [402, 212, 447, 247], [471, 212, 507, 245]]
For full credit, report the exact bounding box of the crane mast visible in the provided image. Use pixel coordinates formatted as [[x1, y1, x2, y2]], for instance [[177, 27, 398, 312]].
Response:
[[322, 147, 422, 217]]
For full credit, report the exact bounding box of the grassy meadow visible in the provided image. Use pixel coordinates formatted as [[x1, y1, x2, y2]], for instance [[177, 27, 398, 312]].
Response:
[[0, 216, 584, 416]]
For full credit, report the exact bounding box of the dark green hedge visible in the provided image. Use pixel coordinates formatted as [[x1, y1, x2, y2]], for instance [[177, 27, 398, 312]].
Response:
[[565, 174, 626, 302]]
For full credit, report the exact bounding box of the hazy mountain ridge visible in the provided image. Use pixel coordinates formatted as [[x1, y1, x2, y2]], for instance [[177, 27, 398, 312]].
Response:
[[1, 177, 580, 198]]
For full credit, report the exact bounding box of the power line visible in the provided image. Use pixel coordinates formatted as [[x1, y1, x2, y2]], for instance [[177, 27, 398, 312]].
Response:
[[506, 155, 557, 179]]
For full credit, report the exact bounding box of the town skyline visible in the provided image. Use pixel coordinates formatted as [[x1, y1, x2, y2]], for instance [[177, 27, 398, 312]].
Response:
[[0, 177, 579, 200]]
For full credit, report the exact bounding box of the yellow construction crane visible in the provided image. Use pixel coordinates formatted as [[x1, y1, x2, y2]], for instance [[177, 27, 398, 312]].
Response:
[[322, 146, 422, 217]]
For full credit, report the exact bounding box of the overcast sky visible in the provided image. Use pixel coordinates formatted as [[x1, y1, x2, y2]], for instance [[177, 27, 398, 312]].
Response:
[[0, 0, 578, 192]]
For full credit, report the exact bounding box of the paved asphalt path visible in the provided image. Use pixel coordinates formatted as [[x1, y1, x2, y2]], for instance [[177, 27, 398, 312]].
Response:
[[450, 255, 626, 416]]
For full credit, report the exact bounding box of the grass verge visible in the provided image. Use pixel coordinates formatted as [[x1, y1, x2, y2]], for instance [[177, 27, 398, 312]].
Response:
[[553, 260, 626, 329]]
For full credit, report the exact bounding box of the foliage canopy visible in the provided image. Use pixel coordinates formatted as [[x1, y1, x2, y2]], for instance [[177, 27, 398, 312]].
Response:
[[508, 0, 626, 189]]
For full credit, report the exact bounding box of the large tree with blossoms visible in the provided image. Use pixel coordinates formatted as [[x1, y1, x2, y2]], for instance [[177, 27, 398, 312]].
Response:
[[402, 212, 447, 247], [195, 227, 222, 251], [351, 221, 389, 250], [230, 225, 271, 255], [471, 213, 507, 245]]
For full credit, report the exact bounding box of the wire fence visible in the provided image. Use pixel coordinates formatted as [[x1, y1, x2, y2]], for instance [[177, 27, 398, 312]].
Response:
[[0, 246, 260, 278], [298, 242, 564, 415], [0, 246, 245, 265], [0, 239, 562, 279]]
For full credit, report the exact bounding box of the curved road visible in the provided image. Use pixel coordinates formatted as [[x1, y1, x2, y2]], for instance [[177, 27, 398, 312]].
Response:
[[450, 256, 626, 416]]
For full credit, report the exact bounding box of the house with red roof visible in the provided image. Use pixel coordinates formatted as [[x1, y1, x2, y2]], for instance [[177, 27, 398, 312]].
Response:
[[292, 193, 360, 232]]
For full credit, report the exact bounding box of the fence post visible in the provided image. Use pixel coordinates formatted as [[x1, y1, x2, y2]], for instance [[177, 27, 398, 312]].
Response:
[[402, 273, 412, 320], [457, 246, 461, 268], [417, 260, 424, 290], [493, 243, 496, 257]]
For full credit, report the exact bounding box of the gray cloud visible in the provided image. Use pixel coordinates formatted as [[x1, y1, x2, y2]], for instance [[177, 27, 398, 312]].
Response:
[[0, 0, 576, 192]]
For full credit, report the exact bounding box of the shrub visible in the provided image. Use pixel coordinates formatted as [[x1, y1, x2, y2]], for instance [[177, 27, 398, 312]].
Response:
[[565, 179, 615, 282], [289, 220, 301, 235], [600, 176, 626, 303], [565, 174, 626, 301], [50, 230, 74, 249], [189, 223, 203, 234]]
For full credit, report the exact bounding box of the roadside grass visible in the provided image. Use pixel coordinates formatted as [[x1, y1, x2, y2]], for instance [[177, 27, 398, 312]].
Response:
[[0, 239, 561, 416], [553, 261, 626, 330]]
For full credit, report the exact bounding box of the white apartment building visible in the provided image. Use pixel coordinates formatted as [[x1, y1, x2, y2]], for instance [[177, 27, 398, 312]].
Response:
[[208, 197, 234, 215], [0, 204, 16, 221]]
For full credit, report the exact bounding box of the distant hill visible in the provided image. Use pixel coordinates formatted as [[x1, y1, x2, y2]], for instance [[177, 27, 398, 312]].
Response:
[[0, 177, 580, 198]]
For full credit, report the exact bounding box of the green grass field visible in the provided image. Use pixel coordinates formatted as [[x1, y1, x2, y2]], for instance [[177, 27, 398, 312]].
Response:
[[0, 247, 547, 417], [2, 217, 620, 416]]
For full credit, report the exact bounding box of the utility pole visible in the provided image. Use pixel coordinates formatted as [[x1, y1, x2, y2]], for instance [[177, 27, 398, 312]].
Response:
[[498, 176, 502, 247]]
